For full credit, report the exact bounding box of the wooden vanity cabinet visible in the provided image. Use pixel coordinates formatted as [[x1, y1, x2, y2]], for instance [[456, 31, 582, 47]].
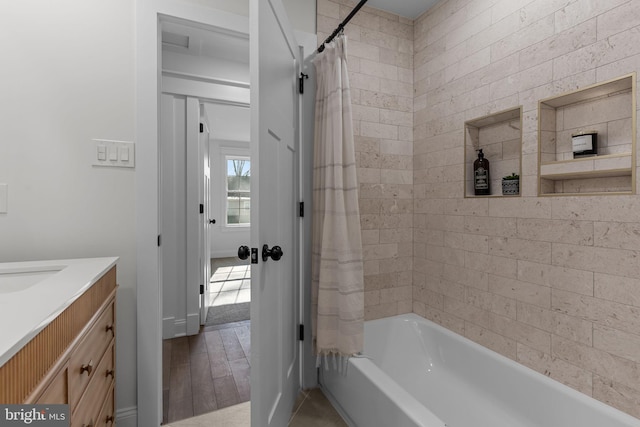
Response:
[[0, 266, 117, 426]]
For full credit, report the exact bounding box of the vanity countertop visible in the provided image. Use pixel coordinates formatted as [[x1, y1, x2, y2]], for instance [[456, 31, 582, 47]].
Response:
[[0, 257, 118, 368]]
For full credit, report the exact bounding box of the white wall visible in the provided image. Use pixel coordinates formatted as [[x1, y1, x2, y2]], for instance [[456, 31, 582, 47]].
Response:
[[182, 0, 316, 33], [0, 0, 137, 421]]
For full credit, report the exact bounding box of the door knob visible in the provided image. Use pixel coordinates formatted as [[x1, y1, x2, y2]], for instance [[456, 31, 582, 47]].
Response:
[[238, 245, 250, 260], [262, 244, 283, 262], [209, 219, 216, 224]]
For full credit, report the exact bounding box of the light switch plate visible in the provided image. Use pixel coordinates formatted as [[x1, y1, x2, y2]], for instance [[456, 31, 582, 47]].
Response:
[[92, 139, 135, 168], [0, 184, 7, 213]]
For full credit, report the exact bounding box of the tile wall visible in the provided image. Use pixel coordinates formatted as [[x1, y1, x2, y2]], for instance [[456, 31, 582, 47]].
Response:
[[318, 0, 415, 320], [318, 0, 640, 418], [414, 0, 640, 418]]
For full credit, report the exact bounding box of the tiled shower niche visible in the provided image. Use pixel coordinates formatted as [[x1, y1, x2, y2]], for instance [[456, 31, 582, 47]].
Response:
[[538, 73, 637, 196], [464, 107, 523, 198]]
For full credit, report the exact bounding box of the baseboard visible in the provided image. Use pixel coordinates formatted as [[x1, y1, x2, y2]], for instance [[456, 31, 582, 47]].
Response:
[[116, 406, 137, 427], [163, 316, 188, 338], [187, 312, 200, 335]]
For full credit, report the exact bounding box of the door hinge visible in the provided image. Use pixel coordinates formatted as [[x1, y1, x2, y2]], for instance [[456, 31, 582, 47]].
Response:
[[299, 324, 304, 341], [200, 284, 204, 295], [199, 123, 204, 133], [199, 203, 204, 214], [157, 234, 161, 247], [298, 72, 309, 94], [299, 201, 304, 217]]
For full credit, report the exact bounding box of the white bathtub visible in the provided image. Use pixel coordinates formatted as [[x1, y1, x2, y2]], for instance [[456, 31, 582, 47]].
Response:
[[321, 313, 640, 427]]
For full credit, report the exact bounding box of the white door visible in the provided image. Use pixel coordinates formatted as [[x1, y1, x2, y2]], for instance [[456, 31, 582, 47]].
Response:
[[250, 0, 301, 425], [199, 108, 212, 325]]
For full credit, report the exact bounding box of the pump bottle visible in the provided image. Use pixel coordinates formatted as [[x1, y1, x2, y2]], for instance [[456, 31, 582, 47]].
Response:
[[474, 149, 490, 195]]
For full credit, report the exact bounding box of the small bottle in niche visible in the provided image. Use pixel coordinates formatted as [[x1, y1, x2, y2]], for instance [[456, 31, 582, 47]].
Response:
[[572, 131, 597, 158], [474, 149, 490, 195]]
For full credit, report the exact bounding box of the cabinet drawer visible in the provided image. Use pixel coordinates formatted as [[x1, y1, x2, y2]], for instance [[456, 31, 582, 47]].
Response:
[[96, 385, 115, 427], [69, 301, 115, 409], [72, 343, 114, 427]]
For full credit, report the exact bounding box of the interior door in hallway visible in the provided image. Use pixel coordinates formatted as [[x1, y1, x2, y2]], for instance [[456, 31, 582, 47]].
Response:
[[250, 0, 301, 425]]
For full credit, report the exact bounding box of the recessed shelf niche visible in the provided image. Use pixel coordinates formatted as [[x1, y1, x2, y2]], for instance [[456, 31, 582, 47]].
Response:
[[538, 73, 636, 196], [464, 106, 523, 198]]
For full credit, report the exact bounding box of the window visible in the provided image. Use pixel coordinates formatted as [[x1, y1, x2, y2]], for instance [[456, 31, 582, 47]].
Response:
[[226, 157, 250, 225]]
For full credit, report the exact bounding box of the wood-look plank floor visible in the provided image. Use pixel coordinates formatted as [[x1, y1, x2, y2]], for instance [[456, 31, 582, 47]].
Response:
[[163, 320, 251, 424]]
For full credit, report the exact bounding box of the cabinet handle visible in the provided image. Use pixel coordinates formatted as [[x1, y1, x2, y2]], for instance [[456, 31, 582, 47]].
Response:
[[80, 361, 93, 376], [106, 369, 115, 378], [106, 415, 115, 424], [105, 324, 114, 336]]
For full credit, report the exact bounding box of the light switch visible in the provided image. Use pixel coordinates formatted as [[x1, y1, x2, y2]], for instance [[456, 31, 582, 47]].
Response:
[[97, 145, 107, 161], [0, 184, 7, 214], [120, 146, 129, 162], [92, 139, 135, 168], [108, 146, 118, 161]]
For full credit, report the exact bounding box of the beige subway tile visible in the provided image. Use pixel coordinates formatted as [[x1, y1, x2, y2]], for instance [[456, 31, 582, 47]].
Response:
[[552, 335, 640, 394], [594, 222, 640, 251], [465, 323, 517, 360], [361, 229, 380, 245], [593, 325, 640, 364], [516, 343, 593, 396], [563, 91, 631, 130], [397, 299, 413, 314], [380, 154, 412, 170], [380, 139, 412, 155], [365, 290, 380, 307], [552, 289, 640, 336], [489, 237, 552, 264], [554, 0, 629, 33], [357, 167, 381, 184], [445, 297, 551, 353], [427, 213, 465, 232], [414, 285, 445, 310], [424, 305, 466, 336], [517, 260, 594, 296], [357, 150, 382, 168], [488, 197, 552, 219], [552, 196, 640, 222], [317, 0, 340, 19], [380, 169, 412, 184], [520, 18, 597, 71], [445, 8, 492, 50], [380, 78, 413, 98], [492, 14, 555, 61], [379, 228, 412, 244], [464, 216, 517, 237], [593, 375, 640, 419], [489, 275, 551, 308], [552, 243, 640, 279], [466, 252, 518, 279], [517, 218, 594, 245], [361, 121, 398, 140], [442, 198, 489, 216], [463, 233, 489, 254], [594, 273, 640, 308], [517, 301, 592, 345], [467, 287, 517, 319], [363, 243, 397, 260], [365, 303, 398, 320], [426, 244, 465, 267], [363, 259, 379, 276]]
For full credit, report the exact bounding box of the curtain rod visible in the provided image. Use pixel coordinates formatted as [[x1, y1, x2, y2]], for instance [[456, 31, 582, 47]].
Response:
[[317, 0, 368, 53]]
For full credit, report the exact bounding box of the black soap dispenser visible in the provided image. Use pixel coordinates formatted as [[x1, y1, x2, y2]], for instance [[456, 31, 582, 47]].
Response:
[[474, 149, 490, 195]]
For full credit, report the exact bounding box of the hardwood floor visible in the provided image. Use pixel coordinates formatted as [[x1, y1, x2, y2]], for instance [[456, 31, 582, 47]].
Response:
[[163, 320, 251, 424]]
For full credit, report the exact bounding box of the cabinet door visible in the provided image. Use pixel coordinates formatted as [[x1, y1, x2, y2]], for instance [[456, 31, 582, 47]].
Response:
[[35, 363, 68, 404]]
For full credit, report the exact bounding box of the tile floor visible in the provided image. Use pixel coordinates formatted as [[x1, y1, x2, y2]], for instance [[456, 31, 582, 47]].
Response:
[[210, 264, 251, 306], [164, 388, 347, 427]]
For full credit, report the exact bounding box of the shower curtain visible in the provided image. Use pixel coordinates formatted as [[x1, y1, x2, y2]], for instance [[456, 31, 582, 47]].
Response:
[[311, 35, 364, 364]]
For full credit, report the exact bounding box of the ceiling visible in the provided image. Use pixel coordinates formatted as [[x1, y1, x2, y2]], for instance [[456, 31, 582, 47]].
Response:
[[366, 0, 442, 19]]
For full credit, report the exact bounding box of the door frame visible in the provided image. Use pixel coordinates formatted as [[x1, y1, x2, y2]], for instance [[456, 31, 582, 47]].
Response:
[[136, 2, 249, 424], [136, 1, 318, 424]]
